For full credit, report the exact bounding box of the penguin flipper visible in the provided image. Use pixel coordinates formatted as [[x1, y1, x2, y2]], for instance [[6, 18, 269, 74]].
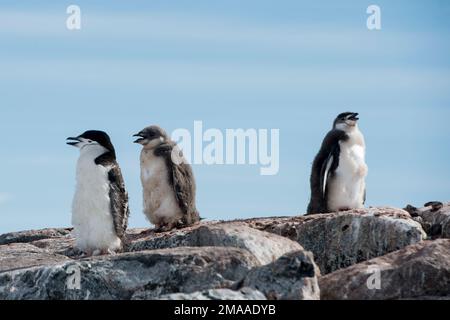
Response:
[[319, 144, 341, 199], [321, 154, 334, 197], [307, 129, 348, 214], [156, 143, 200, 226], [96, 152, 130, 240], [107, 166, 130, 239]]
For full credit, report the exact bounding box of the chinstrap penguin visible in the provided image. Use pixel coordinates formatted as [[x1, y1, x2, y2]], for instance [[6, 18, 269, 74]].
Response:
[[67, 130, 129, 255], [307, 112, 368, 214], [133, 125, 200, 232]]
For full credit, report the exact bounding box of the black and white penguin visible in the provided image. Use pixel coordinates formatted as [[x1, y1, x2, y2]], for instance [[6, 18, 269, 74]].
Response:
[[133, 125, 200, 232], [307, 112, 368, 214], [67, 130, 129, 255]]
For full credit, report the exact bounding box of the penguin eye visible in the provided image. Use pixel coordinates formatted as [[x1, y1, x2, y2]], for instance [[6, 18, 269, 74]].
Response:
[[88, 140, 93, 143]]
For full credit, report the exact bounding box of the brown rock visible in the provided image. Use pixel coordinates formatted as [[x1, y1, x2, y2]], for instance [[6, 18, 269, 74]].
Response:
[[0, 243, 71, 272]]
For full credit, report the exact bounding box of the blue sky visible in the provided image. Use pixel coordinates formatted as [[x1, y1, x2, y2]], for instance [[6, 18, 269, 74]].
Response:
[[0, 1, 449, 233]]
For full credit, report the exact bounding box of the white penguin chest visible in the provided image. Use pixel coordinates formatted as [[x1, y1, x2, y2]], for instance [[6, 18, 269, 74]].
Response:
[[72, 146, 120, 251], [336, 142, 367, 177], [328, 130, 368, 211]]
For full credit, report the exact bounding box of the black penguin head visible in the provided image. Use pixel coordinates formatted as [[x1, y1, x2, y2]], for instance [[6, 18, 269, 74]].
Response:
[[333, 112, 359, 130], [133, 125, 168, 147], [67, 130, 116, 157]]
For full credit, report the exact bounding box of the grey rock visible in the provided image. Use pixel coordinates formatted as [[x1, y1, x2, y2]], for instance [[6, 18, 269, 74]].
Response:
[[319, 239, 450, 300], [0, 228, 72, 245], [1, 206, 442, 301], [0, 247, 259, 300], [240, 251, 320, 300], [30, 237, 76, 257], [242, 207, 426, 274], [129, 223, 302, 265], [400, 295, 450, 300], [151, 287, 266, 300], [0, 243, 71, 272], [415, 202, 450, 239]]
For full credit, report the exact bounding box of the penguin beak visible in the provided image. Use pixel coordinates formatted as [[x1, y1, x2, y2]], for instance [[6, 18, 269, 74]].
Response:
[[66, 137, 81, 147], [133, 133, 145, 144], [348, 113, 359, 121]]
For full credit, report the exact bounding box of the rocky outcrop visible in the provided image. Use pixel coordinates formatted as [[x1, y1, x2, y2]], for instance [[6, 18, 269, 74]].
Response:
[[0, 205, 447, 300], [405, 202, 450, 239], [0, 222, 319, 300], [241, 207, 426, 274], [0, 247, 261, 300], [152, 288, 266, 300], [0, 243, 70, 272], [319, 239, 450, 300], [240, 251, 320, 300], [129, 223, 303, 265], [0, 228, 71, 246]]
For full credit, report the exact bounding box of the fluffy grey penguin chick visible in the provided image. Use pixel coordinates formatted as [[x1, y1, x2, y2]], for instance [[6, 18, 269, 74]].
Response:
[[133, 125, 200, 232]]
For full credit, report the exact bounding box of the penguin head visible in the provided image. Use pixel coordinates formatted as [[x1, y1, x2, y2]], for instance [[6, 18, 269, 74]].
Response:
[[333, 112, 359, 131], [133, 125, 168, 148], [67, 130, 116, 156]]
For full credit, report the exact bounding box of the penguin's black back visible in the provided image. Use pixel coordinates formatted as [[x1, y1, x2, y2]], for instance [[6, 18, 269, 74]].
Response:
[[307, 129, 349, 215], [95, 152, 130, 239]]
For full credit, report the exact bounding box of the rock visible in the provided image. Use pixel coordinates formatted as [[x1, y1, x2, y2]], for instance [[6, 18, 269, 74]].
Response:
[[241, 207, 426, 274], [0, 247, 259, 300], [415, 202, 450, 239], [30, 238, 76, 257], [404, 204, 420, 217], [129, 223, 302, 265], [0, 228, 72, 246], [401, 295, 450, 300], [240, 251, 320, 300], [1, 206, 442, 300], [424, 201, 444, 212], [0, 243, 71, 272], [319, 239, 450, 300], [151, 287, 266, 300]]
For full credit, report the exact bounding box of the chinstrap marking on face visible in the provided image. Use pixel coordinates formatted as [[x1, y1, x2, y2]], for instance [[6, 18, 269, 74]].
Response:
[[333, 112, 360, 130], [67, 130, 116, 157]]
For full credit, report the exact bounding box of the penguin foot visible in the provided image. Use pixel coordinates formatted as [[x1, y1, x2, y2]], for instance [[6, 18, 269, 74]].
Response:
[[154, 221, 182, 233], [153, 226, 166, 233], [79, 249, 94, 258], [154, 225, 171, 233]]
